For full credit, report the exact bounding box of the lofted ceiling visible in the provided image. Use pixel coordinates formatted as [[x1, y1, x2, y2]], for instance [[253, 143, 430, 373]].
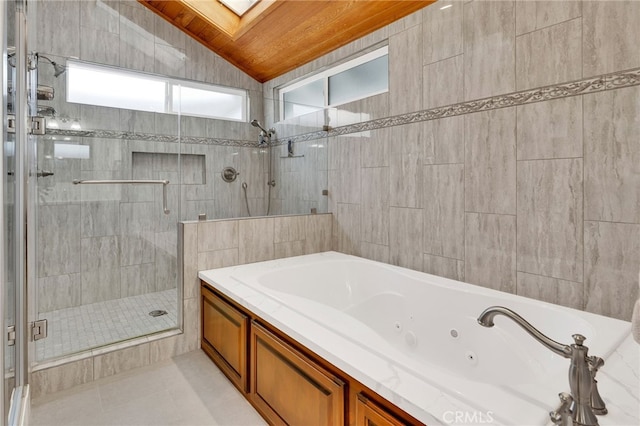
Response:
[[139, 0, 435, 83]]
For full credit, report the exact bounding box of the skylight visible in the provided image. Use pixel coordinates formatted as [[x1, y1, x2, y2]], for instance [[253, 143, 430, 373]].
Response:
[[219, 0, 259, 16]]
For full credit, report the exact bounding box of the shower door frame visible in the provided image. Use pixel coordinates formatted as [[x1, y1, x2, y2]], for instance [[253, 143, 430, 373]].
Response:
[[4, 0, 35, 423]]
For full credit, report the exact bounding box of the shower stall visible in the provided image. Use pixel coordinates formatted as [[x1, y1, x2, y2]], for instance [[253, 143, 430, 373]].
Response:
[[0, 1, 328, 423]]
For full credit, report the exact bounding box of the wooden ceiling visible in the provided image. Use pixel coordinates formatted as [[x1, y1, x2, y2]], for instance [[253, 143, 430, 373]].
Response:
[[139, 0, 435, 83]]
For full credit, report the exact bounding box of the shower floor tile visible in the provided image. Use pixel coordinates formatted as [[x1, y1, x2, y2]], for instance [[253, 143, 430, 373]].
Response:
[[31, 349, 267, 426], [35, 289, 178, 362]]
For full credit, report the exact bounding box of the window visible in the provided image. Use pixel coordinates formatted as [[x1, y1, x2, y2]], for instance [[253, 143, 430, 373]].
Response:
[[279, 46, 388, 121], [67, 60, 248, 122]]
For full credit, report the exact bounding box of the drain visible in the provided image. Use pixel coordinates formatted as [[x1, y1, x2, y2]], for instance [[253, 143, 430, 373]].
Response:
[[149, 310, 168, 317]]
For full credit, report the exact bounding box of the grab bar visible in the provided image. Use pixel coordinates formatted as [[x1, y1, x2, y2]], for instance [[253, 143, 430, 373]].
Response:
[[72, 179, 170, 214]]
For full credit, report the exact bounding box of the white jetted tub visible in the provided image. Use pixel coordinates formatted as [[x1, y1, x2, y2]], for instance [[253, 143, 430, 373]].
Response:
[[199, 251, 639, 425]]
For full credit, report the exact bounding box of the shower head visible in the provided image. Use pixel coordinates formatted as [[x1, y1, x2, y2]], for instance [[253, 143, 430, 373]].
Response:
[[38, 54, 66, 78], [250, 119, 268, 134], [250, 119, 276, 141]]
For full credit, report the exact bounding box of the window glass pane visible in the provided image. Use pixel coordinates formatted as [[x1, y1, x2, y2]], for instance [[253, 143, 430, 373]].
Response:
[[283, 79, 324, 120], [328, 55, 388, 106], [67, 60, 247, 121], [173, 85, 244, 121], [67, 62, 166, 113]]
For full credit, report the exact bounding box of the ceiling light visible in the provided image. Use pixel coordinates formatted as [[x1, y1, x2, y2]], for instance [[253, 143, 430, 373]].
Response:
[[440, 4, 453, 10]]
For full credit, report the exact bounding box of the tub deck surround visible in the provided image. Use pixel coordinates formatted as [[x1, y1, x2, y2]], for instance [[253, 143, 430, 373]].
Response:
[[199, 252, 640, 426]]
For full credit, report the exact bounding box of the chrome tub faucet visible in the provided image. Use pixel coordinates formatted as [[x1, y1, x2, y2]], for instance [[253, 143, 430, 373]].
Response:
[[477, 306, 607, 426]]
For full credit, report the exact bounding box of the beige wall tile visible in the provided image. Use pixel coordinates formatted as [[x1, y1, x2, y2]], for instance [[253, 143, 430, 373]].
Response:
[[94, 344, 150, 381], [182, 297, 201, 352], [238, 218, 275, 264], [516, 96, 582, 160], [360, 242, 390, 264], [334, 203, 361, 256], [182, 223, 199, 300], [305, 214, 333, 253], [515, 0, 582, 36], [424, 115, 464, 165], [516, 18, 582, 90], [517, 271, 583, 311], [584, 221, 640, 321], [517, 159, 583, 282], [390, 24, 423, 115], [424, 164, 464, 260], [390, 123, 424, 208], [389, 207, 423, 270], [274, 215, 306, 243], [584, 86, 640, 224], [390, 152, 423, 208], [275, 241, 306, 259], [464, 0, 515, 100], [361, 127, 390, 168], [149, 334, 184, 364], [583, 0, 640, 76], [423, 55, 464, 109], [328, 136, 361, 204], [423, 254, 464, 281], [465, 107, 516, 215], [197, 220, 238, 252], [423, 0, 463, 64], [361, 167, 390, 245], [31, 358, 94, 398], [197, 249, 239, 271], [37, 274, 81, 312], [465, 213, 516, 294]]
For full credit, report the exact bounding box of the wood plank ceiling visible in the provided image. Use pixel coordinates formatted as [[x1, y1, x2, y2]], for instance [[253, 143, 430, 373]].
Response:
[[139, 0, 435, 83]]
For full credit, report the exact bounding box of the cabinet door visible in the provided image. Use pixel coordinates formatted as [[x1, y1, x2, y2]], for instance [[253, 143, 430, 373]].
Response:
[[356, 394, 407, 426], [250, 322, 345, 425], [201, 285, 249, 392]]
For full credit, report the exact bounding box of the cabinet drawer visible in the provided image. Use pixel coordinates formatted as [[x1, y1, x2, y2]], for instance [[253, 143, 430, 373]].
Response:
[[201, 286, 249, 392], [250, 322, 345, 425], [356, 394, 407, 426]]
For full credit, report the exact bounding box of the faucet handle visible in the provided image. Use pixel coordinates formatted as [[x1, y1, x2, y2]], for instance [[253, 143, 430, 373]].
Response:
[[550, 392, 573, 426], [588, 356, 608, 416], [572, 334, 587, 346], [588, 356, 604, 372]]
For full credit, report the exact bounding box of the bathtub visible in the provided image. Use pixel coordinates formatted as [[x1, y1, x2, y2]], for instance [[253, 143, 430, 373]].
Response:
[[199, 251, 639, 425]]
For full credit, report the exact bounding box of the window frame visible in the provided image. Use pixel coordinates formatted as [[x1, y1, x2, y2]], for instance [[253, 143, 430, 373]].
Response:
[[66, 59, 249, 123], [278, 45, 389, 121]]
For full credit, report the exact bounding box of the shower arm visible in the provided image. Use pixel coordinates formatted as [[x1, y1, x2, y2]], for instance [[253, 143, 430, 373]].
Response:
[[72, 179, 171, 215]]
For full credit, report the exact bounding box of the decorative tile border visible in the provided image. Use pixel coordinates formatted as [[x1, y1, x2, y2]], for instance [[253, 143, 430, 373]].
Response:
[[47, 67, 640, 147], [46, 129, 259, 148], [284, 67, 640, 144]]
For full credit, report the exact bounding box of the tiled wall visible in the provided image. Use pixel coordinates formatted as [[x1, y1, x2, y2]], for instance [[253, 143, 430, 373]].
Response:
[[31, 213, 332, 397], [182, 213, 333, 304], [265, 0, 640, 321]]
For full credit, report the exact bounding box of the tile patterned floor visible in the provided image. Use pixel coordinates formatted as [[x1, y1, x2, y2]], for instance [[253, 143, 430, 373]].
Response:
[[36, 289, 178, 362], [31, 350, 267, 426]]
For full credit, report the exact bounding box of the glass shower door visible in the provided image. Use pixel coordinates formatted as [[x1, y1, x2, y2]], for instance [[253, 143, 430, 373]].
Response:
[[31, 8, 182, 360]]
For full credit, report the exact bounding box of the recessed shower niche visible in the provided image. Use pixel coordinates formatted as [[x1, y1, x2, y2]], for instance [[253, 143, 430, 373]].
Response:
[[132, 152, 206, 185]]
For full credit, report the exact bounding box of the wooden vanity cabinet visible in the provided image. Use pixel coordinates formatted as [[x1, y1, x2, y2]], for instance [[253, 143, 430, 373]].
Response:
[[249, 321, 345, 425], [355, 393, 407, 426], [201, 285, 249, 392]]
